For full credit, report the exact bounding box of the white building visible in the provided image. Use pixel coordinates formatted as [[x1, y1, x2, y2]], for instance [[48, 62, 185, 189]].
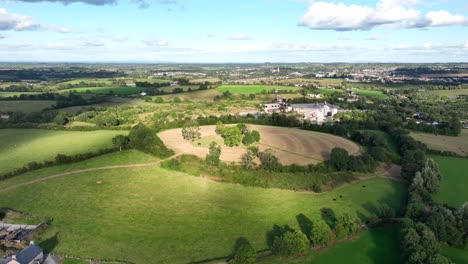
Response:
[[292, 103, 341, 123]]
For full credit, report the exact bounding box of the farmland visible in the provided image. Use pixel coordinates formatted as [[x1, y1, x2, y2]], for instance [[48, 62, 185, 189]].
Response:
[[159, 125, 361, 165], [0, 150, 405, 263], [0, 92, 41, 98], [0, 129, 127, 175], [0, 100, 55, 113], [431, 155, 468, 207], [411, 130, 468, 156], [59, 86, 146, 95], [217, 85, 301, 94], [428, 88, 468, 97], [354, 89, 387, 99]]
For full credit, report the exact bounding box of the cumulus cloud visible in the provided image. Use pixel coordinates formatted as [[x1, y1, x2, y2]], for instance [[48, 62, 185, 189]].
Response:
[[299, 0, 467, 31], [464, 41, 468, 48], [227, 34, 252, 40], [0, 9, 40, 31]]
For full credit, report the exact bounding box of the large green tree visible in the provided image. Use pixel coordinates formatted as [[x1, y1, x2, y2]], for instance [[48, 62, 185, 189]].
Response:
[[310, 220, 333, 247]]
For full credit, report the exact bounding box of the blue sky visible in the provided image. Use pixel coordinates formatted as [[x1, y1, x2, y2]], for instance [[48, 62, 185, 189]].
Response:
[[0, 0, 467, 62]]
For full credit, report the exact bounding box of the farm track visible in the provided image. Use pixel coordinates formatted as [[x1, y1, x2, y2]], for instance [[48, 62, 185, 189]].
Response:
[[0, 162, 160, 194]]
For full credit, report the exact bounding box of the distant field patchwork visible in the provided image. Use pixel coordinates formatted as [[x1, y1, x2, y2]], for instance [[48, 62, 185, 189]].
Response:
[[0, 100, 55, 113], [411, 130, 468, 156], [60, 86, 146, 95], [0, 129, 127, 175], [217, 85, 301, 94]]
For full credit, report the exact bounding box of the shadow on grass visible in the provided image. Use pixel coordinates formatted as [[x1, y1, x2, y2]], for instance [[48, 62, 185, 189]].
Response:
[[296, 213, 313, 239], [320, 207, 337, 229], [38, 232, 59, 253]]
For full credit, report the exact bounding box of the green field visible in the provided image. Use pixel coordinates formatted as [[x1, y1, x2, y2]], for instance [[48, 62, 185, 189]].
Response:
[[56, 78, 115, 86], [355, 89, 387, 99], [261, 226, 402, 264], [0, 100, 55, 113], [428, 88, 468, 97], [217, 85, 301, 94], [60, 86, 146, 95], [411, 130, 468, 156], [0, 129, 127, 175], [0, 151, 404, 263], [431, 155, 468, 207], [0, 92, 41, 98], [441, 246, 468, 264], [154, 89, 222, 102], [315, 88, 341, 95]]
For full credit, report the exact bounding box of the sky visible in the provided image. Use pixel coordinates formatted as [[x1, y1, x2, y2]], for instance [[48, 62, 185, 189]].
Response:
[[0, 0, 467, 62]]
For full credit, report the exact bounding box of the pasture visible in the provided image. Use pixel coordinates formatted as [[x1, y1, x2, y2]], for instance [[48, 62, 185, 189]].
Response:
[[217, 85, 301, 94], [0, 151, 404, 263], [411, 130, 468, 156], [59, 86, 146, 95], [428, 88, 468, 97], [262, 226, 401, 264], [0, 129, 127, 175], [0, 100, 55, 113], [354, 89, 387, 99], [158, 125, 361, 165], [431, 155, 468, 207], [153, 89, 222, 102], [441, 247, 468, 264], [0, 92, 41, 98]]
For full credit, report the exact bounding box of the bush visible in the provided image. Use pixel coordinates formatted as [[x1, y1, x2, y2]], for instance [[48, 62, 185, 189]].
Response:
[[128, 123, 173, 158], [259, 149, 282, 172], [334, 213, 360, 240], [251, 130, 260, 142], [272, 230, 309, 256], [328, 148, 349, 171], [310, 220, 333, 247], [230, 237, 256, 264], [206, 142, 221, 167]]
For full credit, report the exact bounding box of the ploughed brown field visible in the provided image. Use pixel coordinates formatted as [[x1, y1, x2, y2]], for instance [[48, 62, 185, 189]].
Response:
[[158, 125, 361, 165]]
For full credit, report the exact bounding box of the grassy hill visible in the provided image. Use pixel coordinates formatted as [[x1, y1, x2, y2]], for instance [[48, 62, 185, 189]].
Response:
[[217, 85, 301, 94], [0, 129, 127, 175], [431, 155, 468, 207], [0, 151, 405, 263]]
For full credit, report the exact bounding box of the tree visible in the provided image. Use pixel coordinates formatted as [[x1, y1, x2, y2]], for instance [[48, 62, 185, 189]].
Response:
[[328, 148, 349, 171], [259, 149, 282, 172], [241, 149, 256, 169], [223, 126, 243, 147], [53, 111, 69, 125], [112, 135, 129, 151], [128, 123, 173, 158], [251, 130, 260, 142], [310, 220, 333, 247], [181, 120, 201, 141], [206, 141, 221, 167], [420, 159, 441, 194], [272, 230, 309, 256], [230, 237, 256, 264], [376, 204, 395, 222], [242, 132, 255, 146], [334, 213, 360, 239]]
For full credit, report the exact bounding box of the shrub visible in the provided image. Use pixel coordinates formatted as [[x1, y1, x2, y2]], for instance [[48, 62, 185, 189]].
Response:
[[241, 149, 256, 169], [128, 123, 173, 158], [310, 220, 333, 247], [251, 130, 260, 142], [272, 230, 309, 256], [242, 132, 255, 145], [259, 149, 282, 172], [181, 120, 201, 141], [206, 142, 221, 167], [334, 213, 360, 240], [328, 148, 349, 171], [230, 237, 256, 264]]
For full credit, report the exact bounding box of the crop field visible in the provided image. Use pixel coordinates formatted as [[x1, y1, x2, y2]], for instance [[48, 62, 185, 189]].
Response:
[[217, 85, 301, 94], [0, 151, 404, 263], [428, 88, 468, 97], [261, 226, 402, 264], [431, 155, 468, 207], [0, 129, 127, 175], [59, 86, 146, 95], [0, 100, 55, 113], [411, 130, 468, 156], [159, 125, 361, 165]]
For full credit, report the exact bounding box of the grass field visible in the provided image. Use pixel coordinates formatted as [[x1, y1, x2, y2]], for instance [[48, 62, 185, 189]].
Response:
[[217, 85, 301, 94], [441, 246, 468, 263], [355, 89, 387, 99], [0, 100, 55, 113], [428, 89, 468, 97], [56, 78, 115, 86], [0, 151, 404, 263], [159, 125, 361, 165], [0, 129, 127, 175], [60, 86, 146, 95], [0, 92, 41, 98], [154, 89, 222, 102], [411, 130, 468, 156], [261, 226, 402, 264], [315, 88, 341, 95], [431, 155, 468, 207]]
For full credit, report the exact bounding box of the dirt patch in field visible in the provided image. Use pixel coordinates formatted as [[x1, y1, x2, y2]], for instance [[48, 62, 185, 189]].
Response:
[[158, 125, 361, 166]]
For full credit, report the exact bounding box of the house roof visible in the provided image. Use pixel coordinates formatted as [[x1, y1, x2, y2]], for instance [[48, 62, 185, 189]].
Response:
[[16, 245, 43, 263]]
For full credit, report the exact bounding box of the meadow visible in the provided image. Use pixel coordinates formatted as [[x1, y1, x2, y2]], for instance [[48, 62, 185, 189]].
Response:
[[354, 89, 387, 99], [440, 246, 468, 264], [217, 85, 301, 94], [411, 130, 468, 156], [0, 100, 55, 113], [0, 129, 127, 175], [0, 151, 405, 263], [261, 226, 402, 264], [431, 155, 468, 207], [428, 88, 468, 97], [154, 89, 222, 102], [0, 92, 41, 98], [59, 86, 146, 95]]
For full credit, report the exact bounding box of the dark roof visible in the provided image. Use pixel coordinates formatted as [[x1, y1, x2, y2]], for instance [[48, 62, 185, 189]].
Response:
[[16, 245, 43, 263]]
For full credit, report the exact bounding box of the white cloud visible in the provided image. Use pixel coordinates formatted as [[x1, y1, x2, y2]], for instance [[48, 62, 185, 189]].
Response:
[[0, 8, 39, 31], [299, 0, 467, 31], [464, 41, 468, 48], [365, 34, 379, 40], [83, 40, 104, 47], [144, 38, 169, 46], [227, 34, 252, 40]]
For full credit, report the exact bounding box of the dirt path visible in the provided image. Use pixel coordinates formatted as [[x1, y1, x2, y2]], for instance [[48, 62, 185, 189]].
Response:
[[0, 162, 160, 194]]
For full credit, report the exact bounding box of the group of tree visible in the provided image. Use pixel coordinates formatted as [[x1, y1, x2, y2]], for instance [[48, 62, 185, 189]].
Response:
[[327, 147, 376, 173], [215, 122, 260, 147], [181, 120, 201, 141]]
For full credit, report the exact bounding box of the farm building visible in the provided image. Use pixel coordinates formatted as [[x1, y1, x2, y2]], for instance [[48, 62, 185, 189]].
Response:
[[292, 103, 341, 123], [125, 81, 136, 87]]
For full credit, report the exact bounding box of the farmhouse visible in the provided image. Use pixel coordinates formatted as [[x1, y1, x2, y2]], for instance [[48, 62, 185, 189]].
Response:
[[292, 102, 341, 123], [263, 95, 291, 113], [0, 244, 60, 264], [125, 81, 136, 87]]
